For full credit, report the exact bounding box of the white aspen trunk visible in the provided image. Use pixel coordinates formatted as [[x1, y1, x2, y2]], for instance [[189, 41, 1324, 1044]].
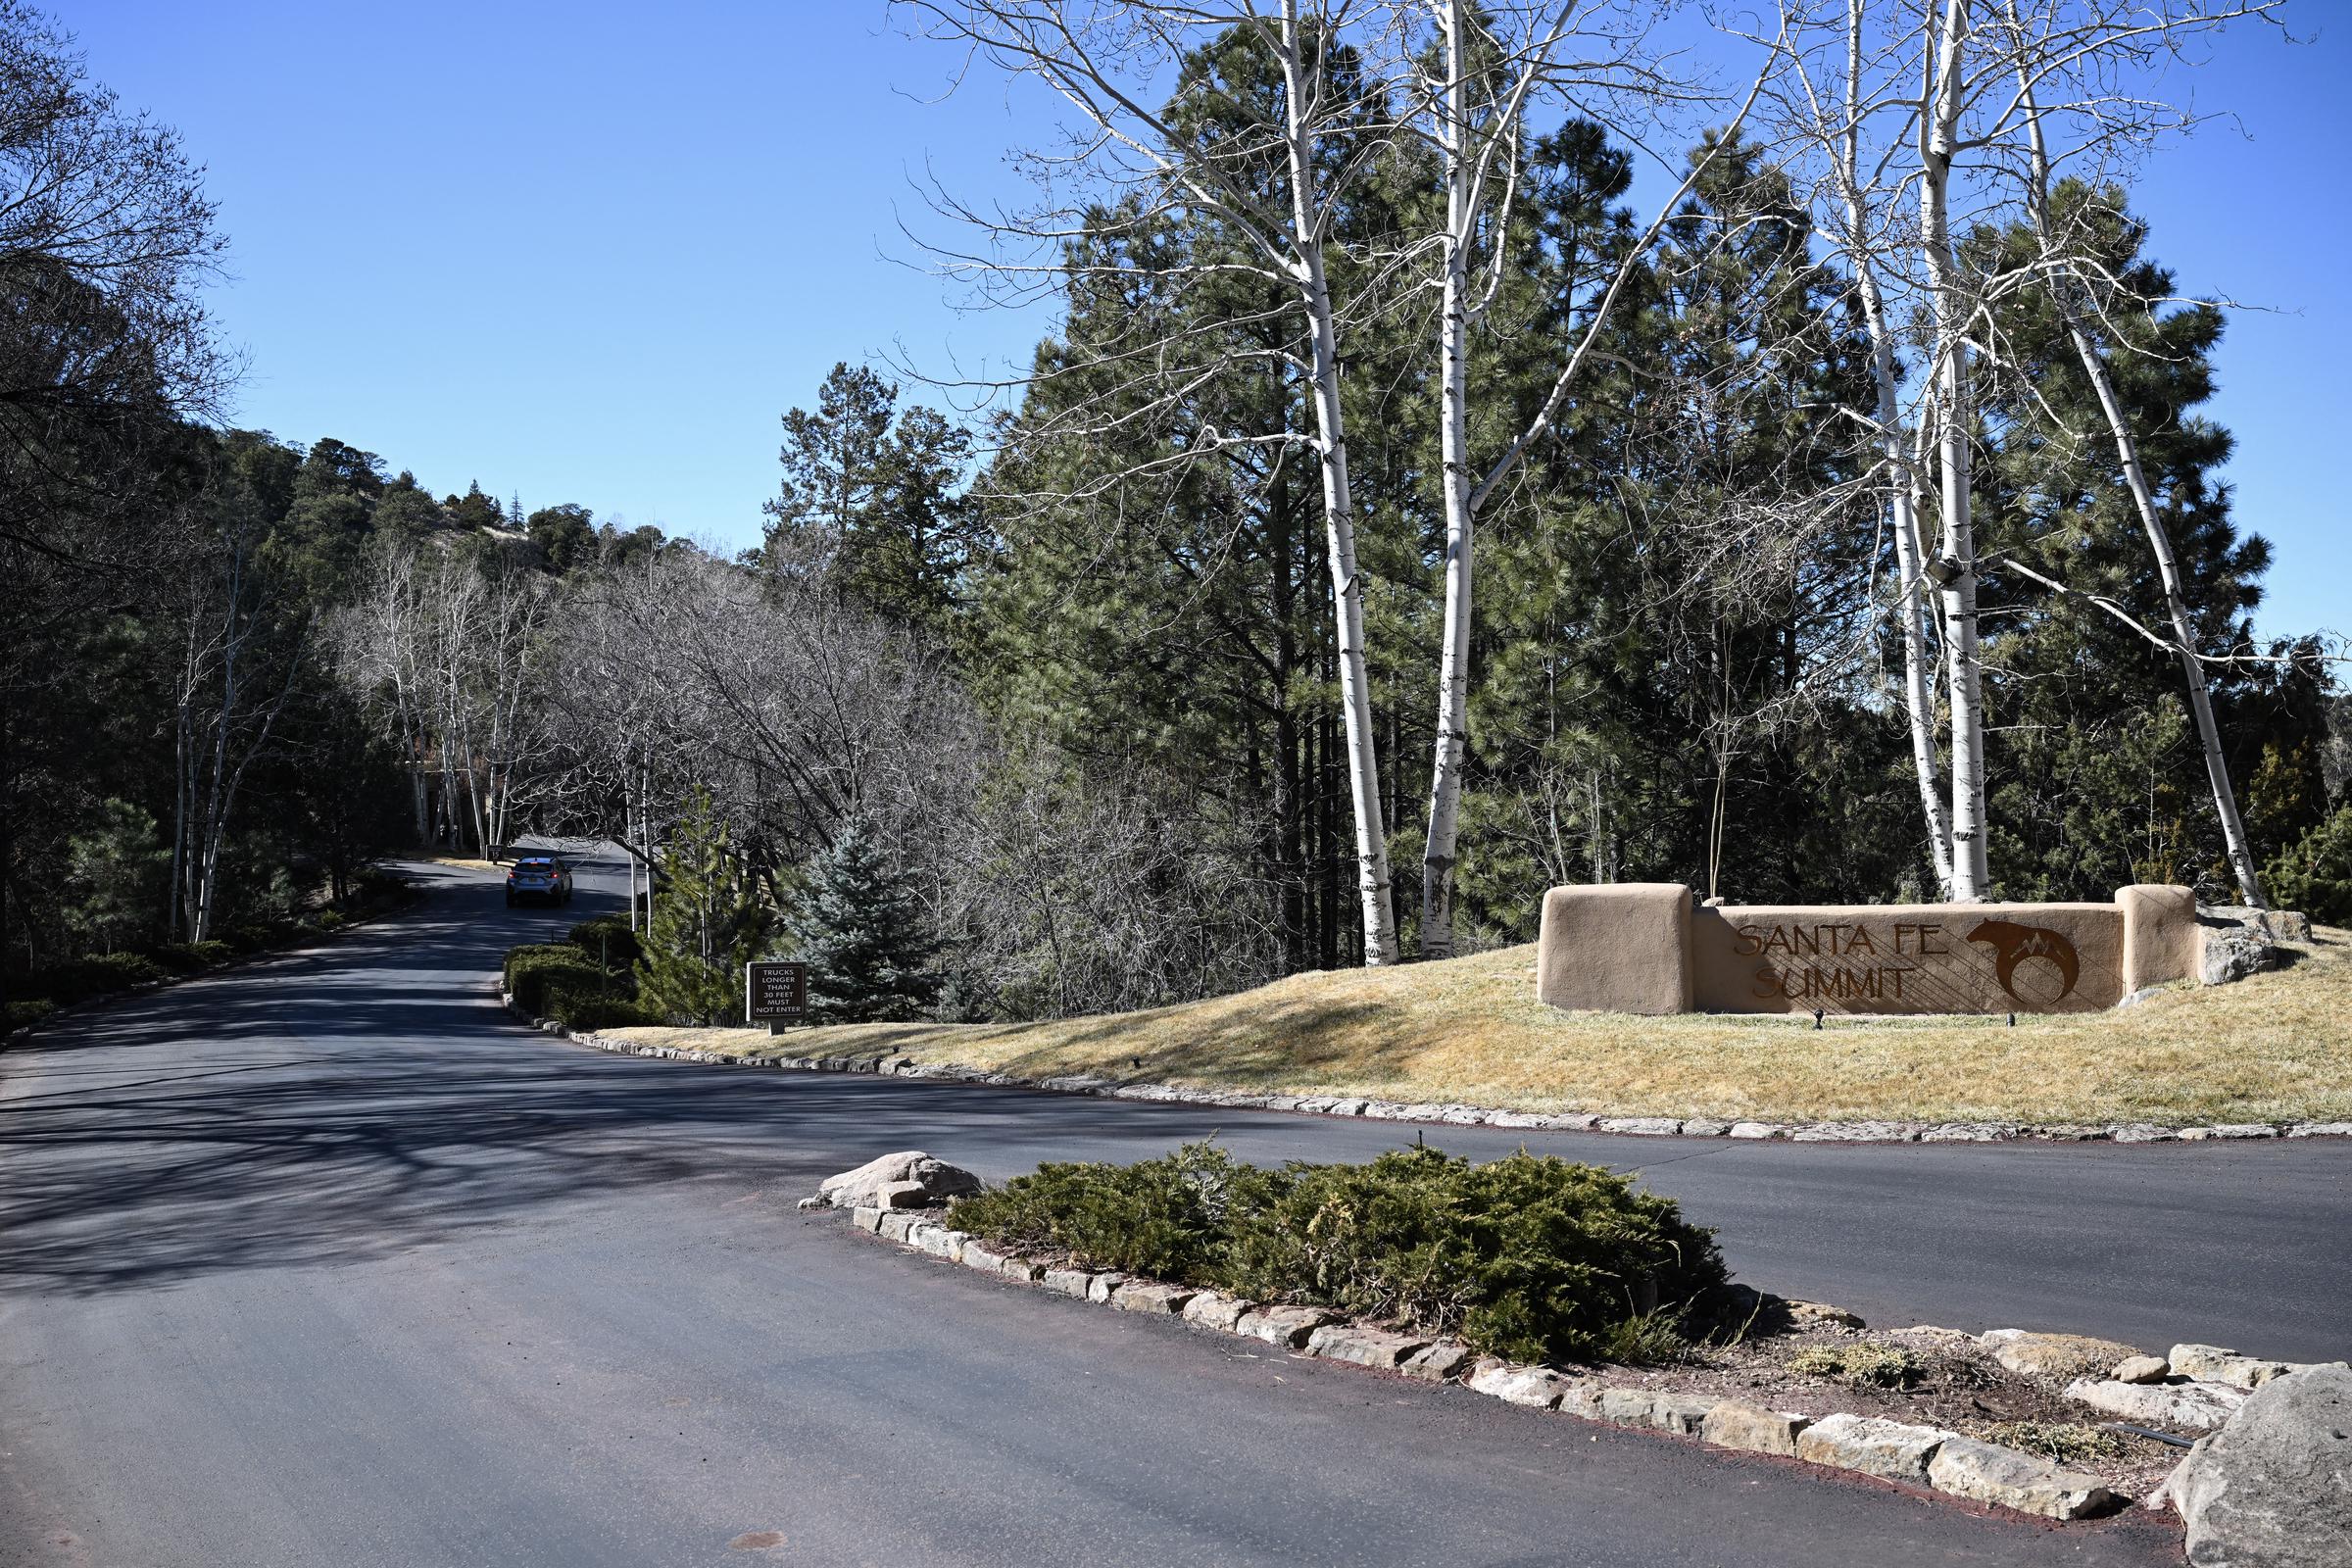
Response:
[[191, 543, 245, 943], [1419, 0, 1474, 960], [1281, 1, 1397, 965], [1919, 0, 1990, 899], [1843, 0, 1954, 897], [2009, 54, 2267, 907], [623, 770, 642, 932]]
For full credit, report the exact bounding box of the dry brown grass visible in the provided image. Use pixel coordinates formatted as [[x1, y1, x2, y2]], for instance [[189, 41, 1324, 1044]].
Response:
[[600, 927, 2352, 1127]]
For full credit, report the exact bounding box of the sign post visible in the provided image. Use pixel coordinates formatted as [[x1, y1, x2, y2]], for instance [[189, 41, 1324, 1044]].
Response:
[[746, 961, 808, 1035]]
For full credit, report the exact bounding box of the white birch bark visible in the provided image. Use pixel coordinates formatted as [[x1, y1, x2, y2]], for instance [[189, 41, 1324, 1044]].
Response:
[[1414, 11, 1774, 953], [1417, 0, 1476, 960], [2009, 43, 2267, 907], [1279, 0, 1397, 965], [1839, 0, 1955, 896], [1917, 0, 1990, 898]]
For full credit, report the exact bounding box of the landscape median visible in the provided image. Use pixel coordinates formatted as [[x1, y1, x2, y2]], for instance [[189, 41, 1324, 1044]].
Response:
[[507, 925, 2352, 1139], [810, 1147, 2350, 1547]]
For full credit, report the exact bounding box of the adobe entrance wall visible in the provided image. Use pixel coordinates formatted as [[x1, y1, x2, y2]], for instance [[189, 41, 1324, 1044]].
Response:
[[1536, 883, 2201, 1017]]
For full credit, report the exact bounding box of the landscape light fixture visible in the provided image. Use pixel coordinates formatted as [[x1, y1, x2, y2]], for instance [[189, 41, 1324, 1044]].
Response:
[[1923, 554, 1967, 588]]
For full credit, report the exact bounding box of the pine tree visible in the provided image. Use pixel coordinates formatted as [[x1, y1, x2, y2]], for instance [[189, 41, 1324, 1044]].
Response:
[[635, 790, 770, 1025], [779, 818, 940, 1022]]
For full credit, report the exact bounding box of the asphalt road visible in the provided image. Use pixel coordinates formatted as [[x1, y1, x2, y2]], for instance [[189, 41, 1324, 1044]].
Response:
[[3, 846, 2343, 1567]]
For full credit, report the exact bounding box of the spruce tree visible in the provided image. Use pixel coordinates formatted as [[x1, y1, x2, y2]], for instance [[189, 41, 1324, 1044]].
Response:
[[779, 818, 940, 1022], [635, 791, 770, 1025]]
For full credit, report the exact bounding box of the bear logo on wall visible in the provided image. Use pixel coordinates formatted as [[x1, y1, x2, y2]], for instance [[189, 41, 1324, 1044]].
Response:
[[1964, 919, 2081, 1005]]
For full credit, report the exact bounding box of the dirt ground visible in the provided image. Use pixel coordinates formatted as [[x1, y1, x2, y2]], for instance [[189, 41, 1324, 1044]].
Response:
[[1583, 1313, 2181, 1497]]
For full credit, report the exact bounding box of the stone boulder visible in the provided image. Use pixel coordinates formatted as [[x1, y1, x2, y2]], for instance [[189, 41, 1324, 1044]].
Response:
[[2201, 924, 2275, 985], [812, 1152, 983, 1211], [2166, 1365, 2352, 1568], [1981, 1328, 2142, 1382]]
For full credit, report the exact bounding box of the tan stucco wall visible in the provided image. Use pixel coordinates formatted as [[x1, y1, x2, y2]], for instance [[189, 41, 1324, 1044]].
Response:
[[1534, 883, 2202, 1016], [2118, 883, 2201, 994], [1536, 884, 1692, 1015]]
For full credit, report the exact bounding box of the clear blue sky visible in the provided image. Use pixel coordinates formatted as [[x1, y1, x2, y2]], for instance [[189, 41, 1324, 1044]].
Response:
[[52, 0, 2350, 642]]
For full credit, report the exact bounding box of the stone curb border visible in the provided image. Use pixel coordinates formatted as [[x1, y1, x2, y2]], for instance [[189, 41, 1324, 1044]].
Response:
[[495, 984, 2352, 1147], [834, 1200, 2126, 1524]]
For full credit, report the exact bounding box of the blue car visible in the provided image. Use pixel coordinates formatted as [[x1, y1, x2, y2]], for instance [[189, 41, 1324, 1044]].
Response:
[[504, 855, 574, 906]]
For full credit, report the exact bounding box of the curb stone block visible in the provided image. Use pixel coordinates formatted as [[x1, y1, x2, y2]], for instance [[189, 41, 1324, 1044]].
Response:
[[1112, 1282, 1198, 1314], [1599, 1117, 1682, 1136], [959, 1241, 1013, 1275], [1465, 1358, 1572, 1409], [1556, 1384, 1608, 1420], [1920, 1123, 2013, 1143], [1927, 1437, 2116, 1520], [1304, 1325, 1429, 1369], [1728, 1122, 1783, 1140], [1086, 1272, 1133, 1304], [1236, 1305, 1341, 1348], [1180, 1291, 1256, 1332], [1793, 1121, 1918, 1143], [1042, 1268, 1097, 1299], [1594, 1389, 1719, 1435], [1679, 1119, 1731, 1137], [1700, 1402, 1809, 1456], [877, 1210, 924, 1243], [851, 1205, 885, 1234], [1644, 1394, 1724, 1435], [2064, 1376, 2246, 1432], [2289, 1122, 2352, 1138], [1795, 1413, 1952, 1481], [911, 1226, 969, 1262], [997, 1255, 1046, 1284], [1401, 1342, 1477, 1382], [1594, 1389, 1662, 1427]]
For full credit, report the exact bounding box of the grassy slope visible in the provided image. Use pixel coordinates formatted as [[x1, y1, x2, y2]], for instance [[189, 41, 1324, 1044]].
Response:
[[602, 927, 2352, 1127]]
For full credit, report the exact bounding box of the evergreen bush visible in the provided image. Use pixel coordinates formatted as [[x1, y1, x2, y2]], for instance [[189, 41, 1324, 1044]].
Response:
[[635, 790, 771, 1025], [567, 916, 643, 972], [149, 941, 234, 975], [538, 970, 656, 1031], [947, 1142, 1266, 1280], [504, 944, 599, 1014], [2265, 806, 2352, 926], [949, 1142, 1727, 1367], [24, 953, 170, 1004], [778, 817, 939, 1022]]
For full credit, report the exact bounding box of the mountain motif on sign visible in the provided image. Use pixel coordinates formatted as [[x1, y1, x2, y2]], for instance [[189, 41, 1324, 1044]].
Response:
[[1965, 919, 2081, 1004]]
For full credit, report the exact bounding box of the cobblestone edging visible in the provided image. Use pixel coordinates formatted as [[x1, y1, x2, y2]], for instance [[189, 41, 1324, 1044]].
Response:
[[495, 984, 2352, 1146], [835, 1200, 2126, 1523]]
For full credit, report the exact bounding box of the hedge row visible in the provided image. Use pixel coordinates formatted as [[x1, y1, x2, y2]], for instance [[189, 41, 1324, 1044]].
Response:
[[502, 919, 657, 1031], [949, 1142, 1730, 1367]]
